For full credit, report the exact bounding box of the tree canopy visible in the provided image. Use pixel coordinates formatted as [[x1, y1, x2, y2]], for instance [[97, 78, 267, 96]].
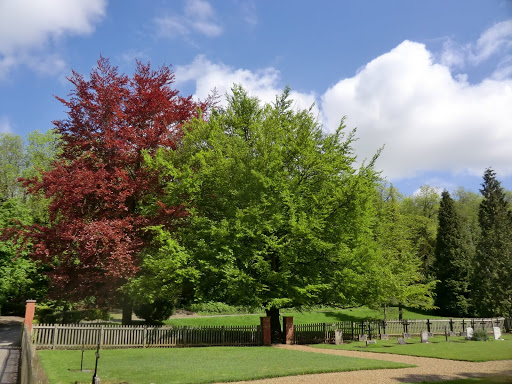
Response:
[[11, 58, 209, 315], [148, 86, 434, 338]]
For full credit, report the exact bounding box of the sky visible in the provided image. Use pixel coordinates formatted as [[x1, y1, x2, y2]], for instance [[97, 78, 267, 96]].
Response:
[[1, 0, 512, 196]]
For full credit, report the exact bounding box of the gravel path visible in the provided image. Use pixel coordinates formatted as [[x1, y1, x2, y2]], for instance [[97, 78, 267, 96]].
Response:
[[0, 316, 23, 384], [224, 344, 512, 384]]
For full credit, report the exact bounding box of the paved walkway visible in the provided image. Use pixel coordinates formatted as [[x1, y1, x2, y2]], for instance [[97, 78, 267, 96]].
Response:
[[0, 317, 23, 384], [225, 344, 512, 384]]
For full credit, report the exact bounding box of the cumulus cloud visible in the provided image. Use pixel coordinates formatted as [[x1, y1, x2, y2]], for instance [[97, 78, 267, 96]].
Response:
[[0, 116, 12, 134], [321, 40, 512, 180], [175, 55, 318, 114], [155, 0, 222, 39], [0, 0, 106, 78], [174, 20, 512, 183]]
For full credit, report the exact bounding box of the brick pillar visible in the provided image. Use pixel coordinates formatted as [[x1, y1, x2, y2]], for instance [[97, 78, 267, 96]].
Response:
[[260, 316, 271, 346], [24, 300, 36, 332], [283, 316, 294, 345]]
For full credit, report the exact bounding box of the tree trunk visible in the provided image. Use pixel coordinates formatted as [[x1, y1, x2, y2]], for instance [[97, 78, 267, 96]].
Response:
[[383, 304, 387, 322], [122, 296, 133, 325], [265, 307, 283, 344], [398, 303, 403, 320]]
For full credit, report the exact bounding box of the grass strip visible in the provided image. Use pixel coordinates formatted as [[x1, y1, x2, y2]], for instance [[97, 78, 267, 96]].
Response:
[[163, 307, 447, 327], [313, 334, 512, 362], [38, 346, 412, 384]]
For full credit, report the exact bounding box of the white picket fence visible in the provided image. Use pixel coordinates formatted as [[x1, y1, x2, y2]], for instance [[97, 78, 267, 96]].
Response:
[[32, 323, 262, 349]]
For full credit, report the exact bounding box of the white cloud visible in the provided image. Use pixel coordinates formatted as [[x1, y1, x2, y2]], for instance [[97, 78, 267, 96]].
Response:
[[471, 19, 512, 64], [0, 116, 12, 134], [155, 0, 222, 39], [0, 0, 106, 79], [175, 55, 318, 113], [174, 20, 512, 182], [441, 19, 512, 71], [321, 40, 512, 180]]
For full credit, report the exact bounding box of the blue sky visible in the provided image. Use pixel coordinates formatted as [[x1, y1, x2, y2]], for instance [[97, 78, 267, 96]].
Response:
[[1, 0, 511, 195]]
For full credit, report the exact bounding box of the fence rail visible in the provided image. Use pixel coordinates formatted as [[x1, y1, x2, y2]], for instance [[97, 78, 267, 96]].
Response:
[[33, 324, 262, 349], [32, 317, 510, 349], [293, 317, 508, 344]]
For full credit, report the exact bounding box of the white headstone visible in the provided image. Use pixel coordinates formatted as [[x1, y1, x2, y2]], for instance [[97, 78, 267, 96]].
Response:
[[466, 327, 474, 340], [335, 329, 343, 345], [398, 337, 406, 345], [492, 327, 503, 340], [359, 334, 367, 342], [421, 331, 429, 343]]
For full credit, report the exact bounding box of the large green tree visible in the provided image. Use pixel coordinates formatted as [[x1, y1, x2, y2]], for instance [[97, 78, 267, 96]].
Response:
[[434, 190, 472, 316], [0, 130, 59, 314], [372, 184, 434, 319], [473, 169, 512, 317], [151, 86, 421, 341]]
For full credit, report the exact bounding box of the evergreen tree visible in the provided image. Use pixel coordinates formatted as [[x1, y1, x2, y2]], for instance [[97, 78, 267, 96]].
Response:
[[434, 190, 472, 316], [473, 169, 512, 317]]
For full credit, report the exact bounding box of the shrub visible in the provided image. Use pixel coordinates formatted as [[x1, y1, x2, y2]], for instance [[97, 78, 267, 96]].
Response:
[[472, 328, 489, 341], [133, 299, 174, 324]]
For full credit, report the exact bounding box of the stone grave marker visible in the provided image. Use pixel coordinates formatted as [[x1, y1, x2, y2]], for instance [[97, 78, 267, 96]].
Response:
[[466, 327, 473, 340], [421, 331, 429, 343], [427, 332, 434, 337], [335, 329, 343, 345], [403, 333, 411, 339], [380, 334, 389, 340], [359, 334, 368, 342], [366, 340, 377, 346], [448, 331, 456, 337], [493, 327, 503, 340], [460, 331, 467, 337], [398, 337, 406, 345]]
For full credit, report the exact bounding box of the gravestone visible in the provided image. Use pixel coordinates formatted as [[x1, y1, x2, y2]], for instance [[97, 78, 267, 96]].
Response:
[[428, 332, 434, 337], [448, 331, 456, 337], [460, 331, 467, 337], [380, 334, 389, 340], [366, 340, 377, 346], [359, 334, 368, 342], [492, 327, 503, 340], [421, 331, 429, 343], [398, 337, 406, 345], [335, 329, 344, 345], [403, 333, 411, 339], [466, 327, 474, 340]]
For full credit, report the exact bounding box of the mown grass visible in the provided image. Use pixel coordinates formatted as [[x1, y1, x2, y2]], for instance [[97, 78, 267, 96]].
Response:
[[38, 346, 412, 384], [313, 334, 512, 362], [162, 306, 447, 327]]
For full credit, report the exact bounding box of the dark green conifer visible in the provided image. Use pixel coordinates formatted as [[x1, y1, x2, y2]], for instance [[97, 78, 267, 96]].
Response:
[[473, 169, 512, 317], [434, 190, 471, 316]]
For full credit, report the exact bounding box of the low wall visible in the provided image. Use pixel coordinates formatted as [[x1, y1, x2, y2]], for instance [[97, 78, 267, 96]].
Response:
[[19, 325, 49, 384]]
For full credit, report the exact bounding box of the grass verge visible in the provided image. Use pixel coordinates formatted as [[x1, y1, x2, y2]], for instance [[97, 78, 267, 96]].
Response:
[[163, 306, 447, 327], [38, 346, 412, 384], [313, 334, 512, 362]]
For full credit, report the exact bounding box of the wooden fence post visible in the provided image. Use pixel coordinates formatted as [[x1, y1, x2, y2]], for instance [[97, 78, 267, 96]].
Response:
[[99, 325, 104, 348], [52, 324, 58, 349]]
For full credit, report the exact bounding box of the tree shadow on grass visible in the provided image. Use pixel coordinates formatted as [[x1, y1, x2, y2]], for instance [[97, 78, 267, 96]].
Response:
[[394, 371, 512, 383]]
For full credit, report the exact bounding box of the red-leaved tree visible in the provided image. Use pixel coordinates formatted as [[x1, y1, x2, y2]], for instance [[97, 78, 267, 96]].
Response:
[[15, 57, 209, 319]]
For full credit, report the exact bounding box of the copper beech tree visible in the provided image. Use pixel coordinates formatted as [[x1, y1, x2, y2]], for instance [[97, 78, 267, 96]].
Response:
[[16, 58, 208, 321]]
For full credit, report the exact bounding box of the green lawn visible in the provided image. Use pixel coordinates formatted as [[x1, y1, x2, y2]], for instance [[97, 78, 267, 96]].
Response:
[[313, 334, 512, 362], [38, 346, 412, 384], [163, 306, 447, 327]]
